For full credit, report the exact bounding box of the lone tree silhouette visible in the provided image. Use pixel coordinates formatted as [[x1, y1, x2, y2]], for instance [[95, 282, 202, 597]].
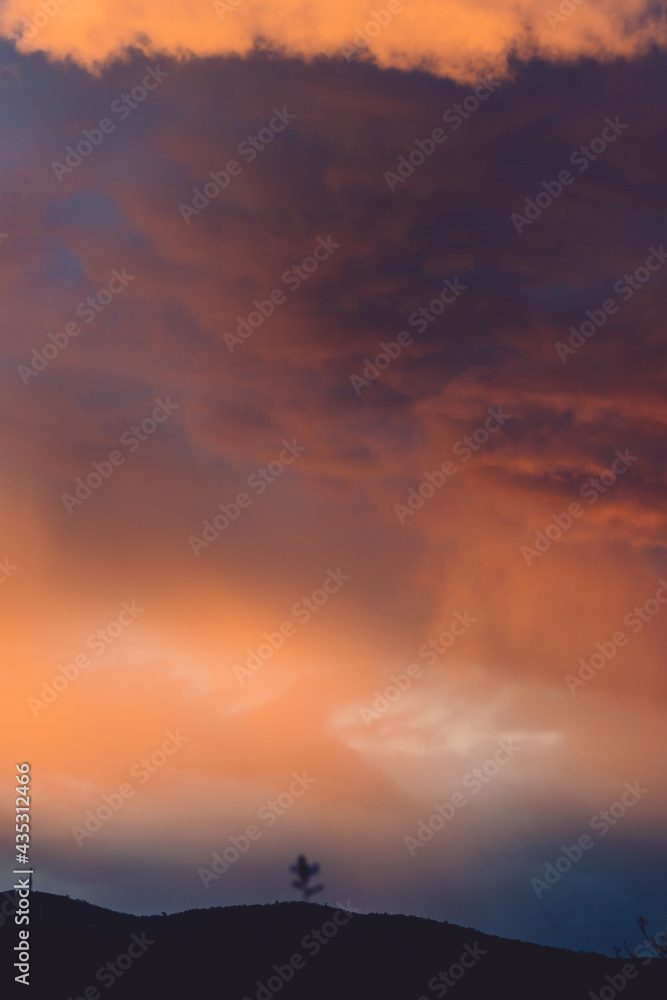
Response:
[[290, 854, 324, 900]]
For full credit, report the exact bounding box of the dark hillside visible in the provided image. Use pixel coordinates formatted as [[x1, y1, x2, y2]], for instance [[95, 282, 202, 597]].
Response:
[[1, 891, 665, 998]]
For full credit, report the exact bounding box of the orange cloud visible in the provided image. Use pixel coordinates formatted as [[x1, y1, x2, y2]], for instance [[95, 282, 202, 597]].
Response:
[[1, 0, 666, 78], [1, 44, 666, 946]]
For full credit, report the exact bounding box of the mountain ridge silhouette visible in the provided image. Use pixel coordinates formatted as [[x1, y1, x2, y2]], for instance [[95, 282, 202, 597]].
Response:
[[1, 890, 665, 998]]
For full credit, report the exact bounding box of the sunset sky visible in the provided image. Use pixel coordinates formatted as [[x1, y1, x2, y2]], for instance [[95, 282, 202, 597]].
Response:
[[1, 0, 666, 956]]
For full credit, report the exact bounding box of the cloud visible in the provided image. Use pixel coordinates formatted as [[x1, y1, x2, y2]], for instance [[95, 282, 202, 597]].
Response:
[[2, 44, 666, 947], [0, 0, 666, 78]]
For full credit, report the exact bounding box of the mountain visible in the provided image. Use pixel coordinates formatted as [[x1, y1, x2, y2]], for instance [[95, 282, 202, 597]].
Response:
[[1, 890, 665, 998]]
